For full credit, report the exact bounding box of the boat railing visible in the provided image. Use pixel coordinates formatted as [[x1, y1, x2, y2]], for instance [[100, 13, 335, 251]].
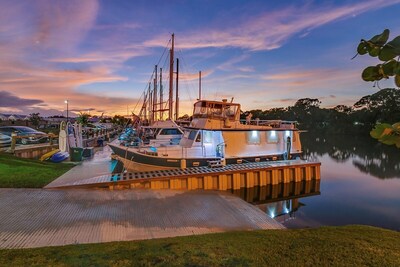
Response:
[[240, 119, 297, 129]]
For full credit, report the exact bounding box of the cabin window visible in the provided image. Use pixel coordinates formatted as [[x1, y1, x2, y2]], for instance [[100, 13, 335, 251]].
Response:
[[211, 103, 223, 117], [247, 130, 260, 144], [159, 128, 181, 135], [188, 130, 198, 140], [203, 131, 213, 143], [224, 105, 236, 119], [267, 131, 279, 143], [195, 131, 202, 142]]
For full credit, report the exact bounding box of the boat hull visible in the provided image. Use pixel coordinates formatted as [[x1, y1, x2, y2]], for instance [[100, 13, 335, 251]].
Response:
[[109, 143, 302, 172]]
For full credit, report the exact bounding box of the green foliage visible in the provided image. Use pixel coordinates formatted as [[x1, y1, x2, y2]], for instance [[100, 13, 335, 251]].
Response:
[[0, 225, 399, 266], [356, 29, 400, 86], [356, 29, 400, 148], [370, 123, 400, 148], [111, 115, 130, 126], [28, 113, 41, 128], [240, 90, 400, 135], [76, 112, 90, 126], [0, 153, 73, 188]]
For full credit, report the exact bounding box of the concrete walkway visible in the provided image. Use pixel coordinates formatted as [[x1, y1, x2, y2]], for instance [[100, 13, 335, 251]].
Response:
[[0, 189, 284, 249], [45, 143, 117, 188]]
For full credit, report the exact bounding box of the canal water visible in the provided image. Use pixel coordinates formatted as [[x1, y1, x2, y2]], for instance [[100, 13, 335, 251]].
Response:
[[238, 133, 400, 231]]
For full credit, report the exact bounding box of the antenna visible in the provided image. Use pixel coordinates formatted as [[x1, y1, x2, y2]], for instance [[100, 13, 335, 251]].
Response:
[[198, 71, 202, 100]]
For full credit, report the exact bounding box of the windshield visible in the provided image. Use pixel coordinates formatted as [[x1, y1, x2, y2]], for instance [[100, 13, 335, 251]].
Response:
[[16, 127, 41, 133]]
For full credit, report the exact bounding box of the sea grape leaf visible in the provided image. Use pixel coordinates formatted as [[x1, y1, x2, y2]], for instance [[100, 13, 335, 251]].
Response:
[[395, 74, 400, 87], [379, 134, 397, 145], [362, 66, 382, 81], [393, 62, 400, 75], [370, 123, 393, 139], [368, 46, 380, 57], [379, 36, 400, 61], [381, 128, 393, 137], [357, 40, 370, 55], [379, 45, 397, 61], [382, 60, 396, 76], [369, 29, 390, 46]]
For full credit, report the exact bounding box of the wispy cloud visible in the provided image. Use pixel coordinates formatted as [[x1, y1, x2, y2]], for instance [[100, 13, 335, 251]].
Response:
[[180, 70, 213, 82], [48, 47, 149, 64], [145, 0, 400, 51]]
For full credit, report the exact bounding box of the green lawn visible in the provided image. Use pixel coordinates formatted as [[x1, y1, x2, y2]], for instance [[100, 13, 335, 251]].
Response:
[[0, 153, 73, 188], [0, 225, 398, 266]]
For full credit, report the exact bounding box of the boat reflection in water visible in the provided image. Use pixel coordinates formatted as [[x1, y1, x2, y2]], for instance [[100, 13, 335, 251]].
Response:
[[229, 180, 320, 224]]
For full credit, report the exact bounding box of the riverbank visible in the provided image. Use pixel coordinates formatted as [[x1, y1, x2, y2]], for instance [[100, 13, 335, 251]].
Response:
[[1, 225, 398, 266]]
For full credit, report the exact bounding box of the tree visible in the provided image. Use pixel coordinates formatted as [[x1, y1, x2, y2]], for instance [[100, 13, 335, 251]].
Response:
[[355, 29, 400, 148], [294, 98, 321, 110], [29, 113, 41, 128], [76, 112, 90, 126]]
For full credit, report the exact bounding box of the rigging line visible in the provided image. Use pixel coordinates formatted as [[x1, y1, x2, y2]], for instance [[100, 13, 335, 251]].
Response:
[[132, 90, 145, 114], [178, 58, 194, 103], [156, 38, 171, 67], [131, 36, 171, 115], [176, 49, 197, 101]]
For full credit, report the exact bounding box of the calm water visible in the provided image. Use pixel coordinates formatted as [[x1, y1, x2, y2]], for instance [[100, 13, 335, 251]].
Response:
[[241, 133, 400, 230]]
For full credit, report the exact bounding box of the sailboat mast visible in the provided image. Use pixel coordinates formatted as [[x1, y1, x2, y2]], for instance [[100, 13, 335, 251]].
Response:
[[168, 33, 174, 120], [159, 67, 163, 120], [153, 65, 158, 121], [147, 82, 151, 122], [175, 58, 179, 121]]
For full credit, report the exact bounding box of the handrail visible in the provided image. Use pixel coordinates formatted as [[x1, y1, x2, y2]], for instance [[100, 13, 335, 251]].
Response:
[[239, 119, 297, 128]]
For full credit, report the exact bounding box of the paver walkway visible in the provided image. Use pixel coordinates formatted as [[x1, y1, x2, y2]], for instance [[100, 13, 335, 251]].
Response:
[[0, 189, 284, 249]]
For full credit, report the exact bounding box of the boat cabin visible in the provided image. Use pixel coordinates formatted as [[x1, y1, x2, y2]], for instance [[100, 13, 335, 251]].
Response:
[[193, 99, 240, 121]]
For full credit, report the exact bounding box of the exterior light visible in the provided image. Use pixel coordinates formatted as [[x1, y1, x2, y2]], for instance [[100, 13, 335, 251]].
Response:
[[64, 100, 69, 121]]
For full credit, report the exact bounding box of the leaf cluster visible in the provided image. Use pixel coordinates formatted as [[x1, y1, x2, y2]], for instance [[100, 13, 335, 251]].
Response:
[[356, 29, 400, 87], [370, 123, 400, 148]]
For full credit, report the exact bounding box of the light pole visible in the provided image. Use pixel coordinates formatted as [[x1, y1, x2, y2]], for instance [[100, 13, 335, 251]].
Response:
[[64, 100, 69, 121]]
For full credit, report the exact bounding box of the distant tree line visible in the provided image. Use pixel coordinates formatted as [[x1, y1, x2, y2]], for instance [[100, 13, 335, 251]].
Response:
[[241, 88, 400, 135]]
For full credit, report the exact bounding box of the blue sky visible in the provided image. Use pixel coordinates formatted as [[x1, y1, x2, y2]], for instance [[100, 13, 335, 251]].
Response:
[[1, 0, 400, 117]]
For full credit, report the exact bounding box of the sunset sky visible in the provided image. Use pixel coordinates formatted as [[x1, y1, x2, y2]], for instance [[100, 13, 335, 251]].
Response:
[[1, 0, 400, 117]]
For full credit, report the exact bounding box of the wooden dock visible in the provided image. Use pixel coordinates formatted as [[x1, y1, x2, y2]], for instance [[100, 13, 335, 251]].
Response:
[[0, 189, 284, 249], [48, 160, 321, 191]]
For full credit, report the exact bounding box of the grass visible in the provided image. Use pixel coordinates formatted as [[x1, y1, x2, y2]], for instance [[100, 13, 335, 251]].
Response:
[[0, 153, 73, 188], [0, 225, 399, 266]]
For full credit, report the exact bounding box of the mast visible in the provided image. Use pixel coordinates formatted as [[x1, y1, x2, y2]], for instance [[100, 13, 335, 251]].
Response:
[[148, 82, 152, 124], [168, 33, 174, 120], [199, 71, 202, 100], [159, 67, 163, 120], [175, 58, 179, 121], [153, 65, 158, 121]]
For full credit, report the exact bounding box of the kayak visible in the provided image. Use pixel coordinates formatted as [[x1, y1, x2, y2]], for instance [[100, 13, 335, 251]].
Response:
[[50, 151, 69, 163], [40, 149, 60, 161]]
